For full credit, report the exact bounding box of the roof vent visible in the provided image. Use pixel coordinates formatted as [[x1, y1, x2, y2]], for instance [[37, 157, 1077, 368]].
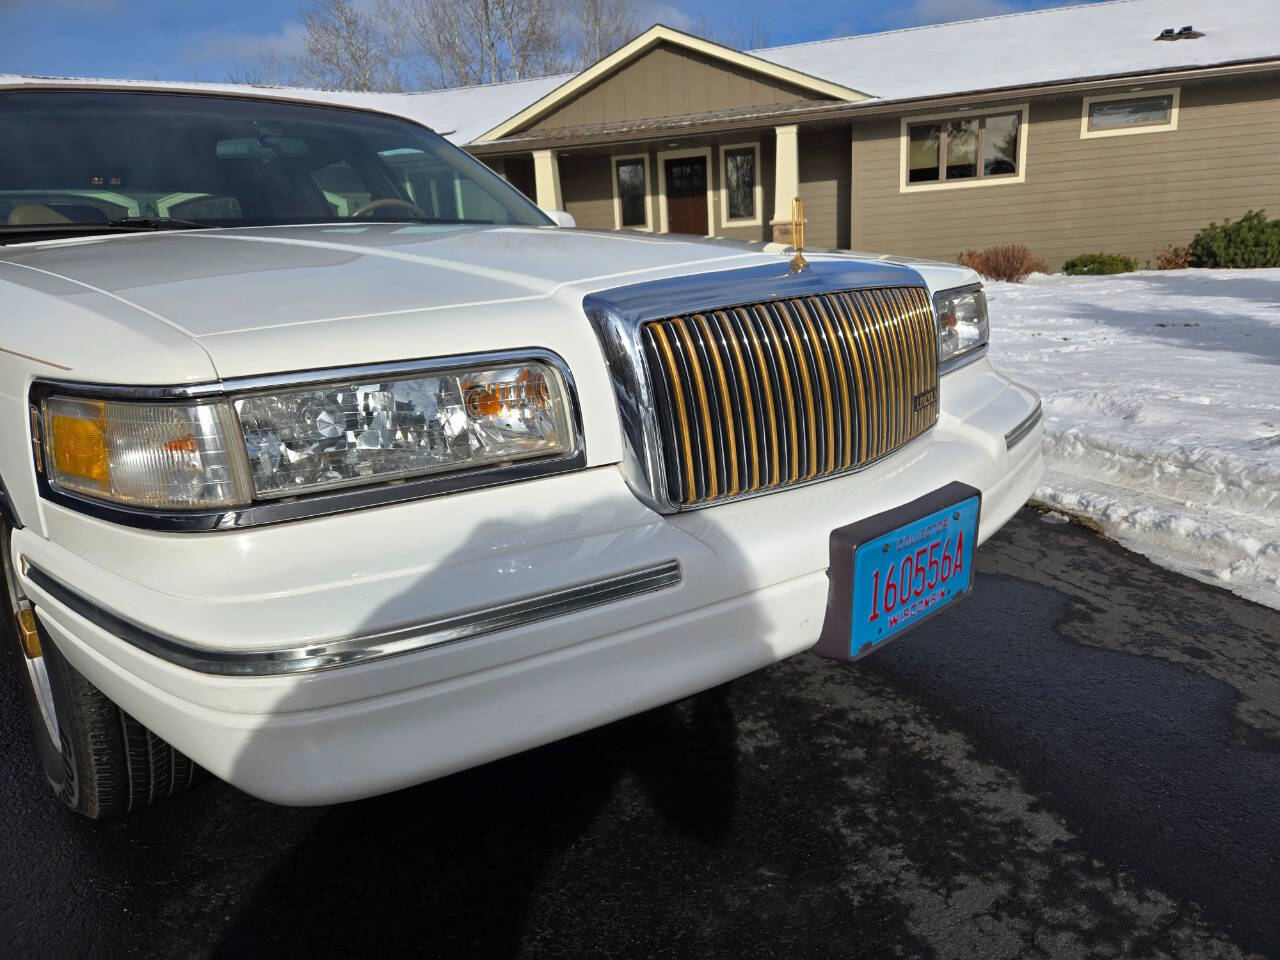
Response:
[[1156, 24, 1204, 41]]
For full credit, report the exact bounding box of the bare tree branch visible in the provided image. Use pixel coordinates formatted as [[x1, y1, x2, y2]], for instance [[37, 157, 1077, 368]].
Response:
[[571, 0, 640, 67], [684, 13, 772, 51], [294, 0, 407, 90], [238, 0, 772, 92], [400, 0, 568, 87], [227, 48, 298, 87]]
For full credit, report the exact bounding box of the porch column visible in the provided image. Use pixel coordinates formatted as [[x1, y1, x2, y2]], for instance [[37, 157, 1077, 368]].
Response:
[[770, 125, 800, 244], [532, 149, 563, 211]]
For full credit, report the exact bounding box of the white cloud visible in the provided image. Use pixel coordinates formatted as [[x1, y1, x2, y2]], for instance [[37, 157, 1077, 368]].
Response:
[[183, 21, 309, 64], [637, 3, 699, 33]]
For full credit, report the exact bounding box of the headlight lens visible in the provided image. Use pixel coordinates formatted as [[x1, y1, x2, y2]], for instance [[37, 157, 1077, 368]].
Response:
[[233, 361, 572, 499], [935, 286, 989, 364], [44, 397, 251, 509], [40, 359, 575, 512]]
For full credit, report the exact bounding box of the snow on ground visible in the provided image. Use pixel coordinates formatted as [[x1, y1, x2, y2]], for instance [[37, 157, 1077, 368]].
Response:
[[986, 269, 1280, 609]]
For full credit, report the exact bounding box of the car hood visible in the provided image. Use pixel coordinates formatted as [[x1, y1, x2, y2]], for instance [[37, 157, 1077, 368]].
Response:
[[2, 224, 803, 377]]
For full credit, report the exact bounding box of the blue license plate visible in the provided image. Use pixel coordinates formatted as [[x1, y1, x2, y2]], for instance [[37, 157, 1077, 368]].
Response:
[[847, 495, 980, 657]]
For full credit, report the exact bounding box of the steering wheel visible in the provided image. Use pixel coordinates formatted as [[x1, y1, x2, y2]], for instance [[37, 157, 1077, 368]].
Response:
[[350, 197, 429, 220]]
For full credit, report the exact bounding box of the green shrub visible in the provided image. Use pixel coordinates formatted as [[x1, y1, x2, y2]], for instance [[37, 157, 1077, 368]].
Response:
[[1062, 252, 1139, 275], [1188, 210, 1280, 268], [955, 244, 1048, 282]]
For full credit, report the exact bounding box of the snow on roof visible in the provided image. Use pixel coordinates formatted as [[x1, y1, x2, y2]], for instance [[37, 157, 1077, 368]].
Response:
[[318, 75, 571, 144], [754, 0, 1280, 103], [0, 71, 570, 146]]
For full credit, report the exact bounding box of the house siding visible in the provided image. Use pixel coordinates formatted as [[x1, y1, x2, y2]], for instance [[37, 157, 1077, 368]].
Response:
[[850, 74, 1280, 269], [798, 128, 852, 250], [559, 153, 618, 229], [530, 42, 829, 133]]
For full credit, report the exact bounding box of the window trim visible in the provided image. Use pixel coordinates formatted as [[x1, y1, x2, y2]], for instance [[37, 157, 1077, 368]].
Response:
[[656, 146, 715, 237], [898, 104, 1030, 193], [1080, 87, 1180, 139], [610, 152, 652, 231], [718, 141, 762, 227]]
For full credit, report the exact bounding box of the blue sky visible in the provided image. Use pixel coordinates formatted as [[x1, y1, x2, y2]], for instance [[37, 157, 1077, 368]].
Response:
[[0, 0, 1099, 83]]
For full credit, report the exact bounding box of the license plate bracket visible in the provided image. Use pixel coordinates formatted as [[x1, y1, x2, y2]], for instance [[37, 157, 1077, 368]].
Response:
[[813, 481, 982, 662]]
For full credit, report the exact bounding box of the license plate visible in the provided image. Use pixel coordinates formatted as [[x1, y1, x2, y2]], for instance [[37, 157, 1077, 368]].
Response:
[[814, 482, 981, 662]]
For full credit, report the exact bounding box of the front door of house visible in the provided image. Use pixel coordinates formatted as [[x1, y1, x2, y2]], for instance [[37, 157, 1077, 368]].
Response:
[[664, 156, 708, 235]]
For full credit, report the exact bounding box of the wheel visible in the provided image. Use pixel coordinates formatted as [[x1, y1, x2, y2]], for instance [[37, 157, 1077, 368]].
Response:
[[2, 521, 203, 818]]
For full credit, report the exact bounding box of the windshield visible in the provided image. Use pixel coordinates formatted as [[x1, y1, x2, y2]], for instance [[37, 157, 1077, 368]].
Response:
[[0, 90, 549, 234]]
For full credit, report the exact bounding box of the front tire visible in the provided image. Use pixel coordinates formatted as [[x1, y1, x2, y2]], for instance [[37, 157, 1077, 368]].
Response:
[[3, 521, 202, 818]]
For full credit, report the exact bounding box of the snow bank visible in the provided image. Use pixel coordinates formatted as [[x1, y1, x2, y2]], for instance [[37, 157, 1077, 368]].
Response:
[[986, 269, 1280, 609]]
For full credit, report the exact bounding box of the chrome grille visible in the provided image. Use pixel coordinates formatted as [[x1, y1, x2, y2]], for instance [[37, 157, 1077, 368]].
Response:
[[640, 286, 938, 507]]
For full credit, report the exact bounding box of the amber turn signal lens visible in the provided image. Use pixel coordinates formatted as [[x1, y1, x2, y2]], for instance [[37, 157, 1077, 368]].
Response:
[[50, 402, 109, 486], [464, 386, 503, 418]]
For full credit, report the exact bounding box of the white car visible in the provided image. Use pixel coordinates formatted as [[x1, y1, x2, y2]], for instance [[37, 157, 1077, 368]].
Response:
[[0, 83, 1042, 817]]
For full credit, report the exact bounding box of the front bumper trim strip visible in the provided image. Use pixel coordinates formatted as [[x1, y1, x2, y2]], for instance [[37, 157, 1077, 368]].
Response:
[[23, 560, 682, 677], [1004, 399, 1043, 450]]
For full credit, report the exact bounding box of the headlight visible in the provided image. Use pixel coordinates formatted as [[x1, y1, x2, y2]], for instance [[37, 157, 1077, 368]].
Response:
[[934, 285, 989, 365], [39, 358, 575, 511], [234, 361, 571, 498]]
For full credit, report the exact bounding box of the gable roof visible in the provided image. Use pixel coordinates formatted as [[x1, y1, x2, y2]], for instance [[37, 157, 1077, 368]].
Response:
[[472, 24, 869, 143], [755, 0, 1280, 104]]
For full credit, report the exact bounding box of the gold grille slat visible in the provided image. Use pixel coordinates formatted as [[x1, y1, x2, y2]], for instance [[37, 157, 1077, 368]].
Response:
[[808, 296, 854, 472], [757, 304, 800, 485], [643, 285, 939, 507], [715, 310, 759, 490], [775, 303, 819, 480], [873, 288, 910, 450], [736, 307, 780, 488], [694, 313, 740, 497]]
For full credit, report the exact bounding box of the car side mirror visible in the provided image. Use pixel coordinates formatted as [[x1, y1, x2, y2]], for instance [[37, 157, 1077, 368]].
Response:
[[542, 209, 576, 228]]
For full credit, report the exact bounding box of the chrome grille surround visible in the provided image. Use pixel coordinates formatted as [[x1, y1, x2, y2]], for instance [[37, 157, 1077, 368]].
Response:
[[583, 259, 941, 513]]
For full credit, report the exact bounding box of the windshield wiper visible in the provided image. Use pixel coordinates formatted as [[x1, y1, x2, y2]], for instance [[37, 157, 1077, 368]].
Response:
[[105, 216, 211, 231], [0, 217, 214, 244]]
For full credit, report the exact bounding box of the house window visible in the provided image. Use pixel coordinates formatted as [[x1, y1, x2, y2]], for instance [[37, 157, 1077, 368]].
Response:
[[720, 143, 760, 224], [612, 154, 650, 230], [906, 111, 1023, 187], [1081, 88, 1180, 138]]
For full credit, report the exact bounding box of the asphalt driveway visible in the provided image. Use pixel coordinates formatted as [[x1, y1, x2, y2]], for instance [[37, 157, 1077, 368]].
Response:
[[2, 508, 1277, 959]]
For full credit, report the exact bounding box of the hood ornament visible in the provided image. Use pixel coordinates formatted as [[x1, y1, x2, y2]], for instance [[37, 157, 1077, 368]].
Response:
[[788, 196, 808, 273]]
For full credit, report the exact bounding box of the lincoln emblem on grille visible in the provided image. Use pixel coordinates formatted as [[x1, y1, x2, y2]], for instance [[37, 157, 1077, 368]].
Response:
[[913, 387, 939, 411]]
